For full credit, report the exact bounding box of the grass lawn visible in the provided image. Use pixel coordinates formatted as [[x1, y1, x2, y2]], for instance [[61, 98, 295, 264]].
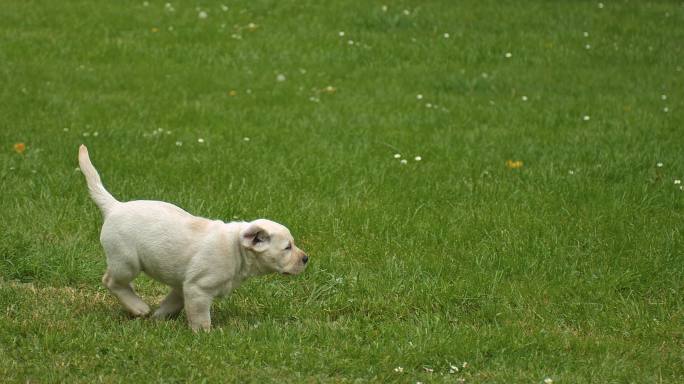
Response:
[[1, 0, 683, 382]]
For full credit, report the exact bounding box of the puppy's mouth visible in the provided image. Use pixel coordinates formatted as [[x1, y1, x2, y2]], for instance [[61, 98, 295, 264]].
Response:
[[281, 269, 303, 276]]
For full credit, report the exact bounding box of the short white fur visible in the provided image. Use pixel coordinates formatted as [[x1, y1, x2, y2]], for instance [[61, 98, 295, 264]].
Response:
[[78, 145, 308, 331]]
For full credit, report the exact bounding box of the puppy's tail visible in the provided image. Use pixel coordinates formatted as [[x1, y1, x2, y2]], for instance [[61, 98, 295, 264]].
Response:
[[78, 145, 119, 216]]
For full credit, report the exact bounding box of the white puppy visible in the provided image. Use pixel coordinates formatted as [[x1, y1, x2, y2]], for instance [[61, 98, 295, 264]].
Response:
[[78, 145, 308, 331]]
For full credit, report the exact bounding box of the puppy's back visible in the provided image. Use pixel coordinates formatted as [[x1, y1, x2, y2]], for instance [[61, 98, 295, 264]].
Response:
[[100, 200, 213, 286]]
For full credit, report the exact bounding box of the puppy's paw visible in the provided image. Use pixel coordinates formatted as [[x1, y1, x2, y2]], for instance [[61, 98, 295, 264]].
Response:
[[189, 321, 211, 332], [127, 302, 151, 317], [151, 308, 181, 320], [151, 309, 167, 320], [191, 325, 211, 333]]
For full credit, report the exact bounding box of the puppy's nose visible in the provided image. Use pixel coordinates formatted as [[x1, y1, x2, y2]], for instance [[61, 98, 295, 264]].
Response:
[[302, 254, 309, 264]]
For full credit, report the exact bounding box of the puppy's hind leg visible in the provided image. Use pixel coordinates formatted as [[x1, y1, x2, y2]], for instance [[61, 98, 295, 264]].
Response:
[[152, 288, 184, 319], [102, 267, 150, 317]]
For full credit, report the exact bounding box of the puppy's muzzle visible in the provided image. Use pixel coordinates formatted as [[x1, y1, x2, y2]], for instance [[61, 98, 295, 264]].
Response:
[[302, 254, 309, 265]]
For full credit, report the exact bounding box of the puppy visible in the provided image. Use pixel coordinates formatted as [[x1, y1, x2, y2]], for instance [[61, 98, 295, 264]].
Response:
[[78, 145, 308, 331]]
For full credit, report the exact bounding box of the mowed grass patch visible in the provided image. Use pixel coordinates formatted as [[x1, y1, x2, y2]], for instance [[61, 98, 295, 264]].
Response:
[[1, 0, 683, 382]]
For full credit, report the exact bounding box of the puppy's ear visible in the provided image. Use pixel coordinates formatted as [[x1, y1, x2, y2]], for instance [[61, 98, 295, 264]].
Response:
[[239, 222, 271, 251]]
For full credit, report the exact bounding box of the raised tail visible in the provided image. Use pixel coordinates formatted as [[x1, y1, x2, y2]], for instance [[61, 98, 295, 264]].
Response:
[[78, 145, 119, 216]]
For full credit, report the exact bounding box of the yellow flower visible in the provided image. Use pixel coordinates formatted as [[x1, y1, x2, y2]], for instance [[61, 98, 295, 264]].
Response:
[[228, 90, 237, 96], [13, 142, 26, 154], [505, 159, 523, 169], [151, 27, 159, 33]]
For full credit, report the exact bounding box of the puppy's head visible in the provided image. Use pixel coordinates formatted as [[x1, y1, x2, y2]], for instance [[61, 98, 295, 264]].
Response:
[[239, 219, 308, 275]]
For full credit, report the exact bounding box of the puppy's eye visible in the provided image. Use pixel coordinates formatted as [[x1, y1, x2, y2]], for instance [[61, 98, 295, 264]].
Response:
[[284, 244, 292, 251]]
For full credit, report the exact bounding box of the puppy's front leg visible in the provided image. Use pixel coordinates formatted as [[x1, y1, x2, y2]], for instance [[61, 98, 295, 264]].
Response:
[[183, 285, 214, 332]]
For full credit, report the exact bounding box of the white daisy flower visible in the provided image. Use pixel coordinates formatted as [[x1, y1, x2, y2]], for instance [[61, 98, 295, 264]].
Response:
[[175, 141, 183, 146], [400, 159, 407, 165], [674, 179, 681, 185], [393, 367, 404, 373], [414, 156, 422, 161], [221, 4, 229, 11], [243, 137, 251, 141], [522, 95, 528, 101], [657, 162, 663, 167], [443, 33, 450, 38], [403, 9, 410, 15], [598, 2, 604, 8], [276, 74, 286, 82], [661, 94, 667, 100], [663, 107, 669, 113], [197, 138, 205, 143], [394, 154, 401, 159], [338, 31, 345, 37], [583, 115, 590, 121], [416, 94, 423, 100], [505, 52, 512, 58], [198, 10, 208, 19], [585, 44, 591, 49], [381, 5, 388, 12]]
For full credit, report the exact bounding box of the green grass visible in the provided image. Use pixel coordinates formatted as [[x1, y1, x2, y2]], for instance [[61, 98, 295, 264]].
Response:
[[1, 0, 683, 382]]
